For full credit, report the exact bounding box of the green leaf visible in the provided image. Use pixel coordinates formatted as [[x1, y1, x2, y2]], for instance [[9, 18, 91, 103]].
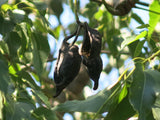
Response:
[[129, 63, 160, 120], [8, 9, 25, 23], [152, 95, 160, 120], [0, 55, 10, 94], [136, 24, 150, 29], [5, 32, 21, 59], [32, 90, 50, 108], [121, 31, 147, 49], [148, 0, 160, 39], [53, 82, 124, 113], [105, 95, 136, 120], [0, 15, 15, 34], [12, 102, 35, 120], [49, 0, 63, 19], [32, 32, 50, 75], [134, 40, 146, 57], [132, 13, 144, 25], [17, 70, 40, 89], [32, 107, 58, 120], [0, 92, 4, 119]]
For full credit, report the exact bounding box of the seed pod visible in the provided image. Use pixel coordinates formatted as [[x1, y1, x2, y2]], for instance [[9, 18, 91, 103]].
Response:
[[83, 56, 103, 90], [54, 40, 82, 97], [81, 22, 102, 59], [103, 0, 135, 16]]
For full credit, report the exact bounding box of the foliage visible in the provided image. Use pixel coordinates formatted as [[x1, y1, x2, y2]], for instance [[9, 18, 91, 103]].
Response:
[[0, 0, 160, 120]]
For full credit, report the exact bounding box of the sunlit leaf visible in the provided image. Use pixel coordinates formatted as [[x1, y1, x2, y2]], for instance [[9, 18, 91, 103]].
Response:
[[148, 0, 160, 39], [121, 31, 147, 49]]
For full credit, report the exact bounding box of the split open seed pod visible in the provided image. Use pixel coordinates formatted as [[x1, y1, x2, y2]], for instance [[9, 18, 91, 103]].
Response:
[[54, 40, 82, 97]]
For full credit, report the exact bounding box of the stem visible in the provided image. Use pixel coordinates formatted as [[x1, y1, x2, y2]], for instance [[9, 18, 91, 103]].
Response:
[[64, 28, 78, 41], [136, 1, 149, 7], [142, 50, 160, 63], [74, 0, 80, 24], [134, 6, 160, 15], [70, 25, 82, 46]]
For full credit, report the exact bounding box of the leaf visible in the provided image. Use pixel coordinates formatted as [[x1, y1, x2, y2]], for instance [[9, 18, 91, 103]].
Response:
[[105, 95, 136, 120], [152, 94, 160, 120], [32, 107, 58, 120], [0, 92, 4, 119], [132, 13, 144, 25], [148, 0, 160, 39], [5, 32, 21, 59], [32, 90, 50, 108], [136, 24, 150, 29], [8, 9, 25, 23], [12, 102, 35, 120], [121, 31, 147, 49], [129, 63, 160, 120], [17, 70, 40, 89], [0, 54, 10, 94], [32, 32, 50, 75], [53, 82, 124, 113], [134, 40, 146, 57], [0, 15, 15, 34], [49, 0, 63, 19]]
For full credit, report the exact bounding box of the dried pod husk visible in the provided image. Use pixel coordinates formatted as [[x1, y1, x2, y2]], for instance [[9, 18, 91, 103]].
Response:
[[81, 22, 102, 59], [83, 56, 103, 90], [103, 0, 136, 16], [54, 40, 82, 97]]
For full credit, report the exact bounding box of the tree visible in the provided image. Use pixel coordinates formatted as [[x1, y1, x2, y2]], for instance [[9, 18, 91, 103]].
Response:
[[0, 0, 160, 119]]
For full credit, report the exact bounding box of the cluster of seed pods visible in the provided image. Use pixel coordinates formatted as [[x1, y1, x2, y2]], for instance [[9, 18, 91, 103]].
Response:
[[54, 22, 102, 97]]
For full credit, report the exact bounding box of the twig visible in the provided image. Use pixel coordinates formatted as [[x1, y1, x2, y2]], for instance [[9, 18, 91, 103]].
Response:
[[74, 0, 80, 24]]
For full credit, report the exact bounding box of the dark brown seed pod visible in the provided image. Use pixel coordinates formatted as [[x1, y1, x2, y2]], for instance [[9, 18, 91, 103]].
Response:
[[81, 22, 102, 59], [103, 0, 136, 16], [54, 40, 82, 97], [83, 56, 103, 90]]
